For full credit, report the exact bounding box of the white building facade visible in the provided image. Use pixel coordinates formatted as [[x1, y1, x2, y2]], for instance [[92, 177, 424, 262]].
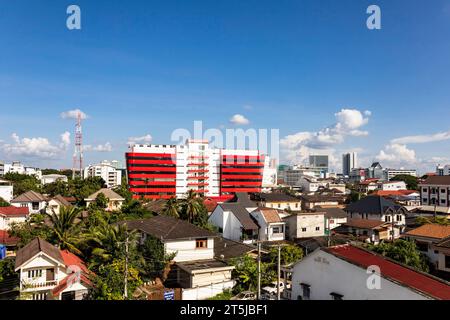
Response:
[[84, 160, 122, 188]]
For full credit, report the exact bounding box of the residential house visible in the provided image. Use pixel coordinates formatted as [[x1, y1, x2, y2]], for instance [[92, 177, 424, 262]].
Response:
[[403, 224, 450, 269], [0, 179, 13, 203], [373, 190, 421, 207], [334, 219, 393, 244], [300, 194, 345, 210], [251, 192, 302, 211], [345, 195, 407, 238], [0, 206, 29, 230], [290, 244, 450, 300], [250, 208, 286, 242], [357, 179, 379, 194], [209, 193, 259, 243], [11, 191, 48, 214], [84, 188, 125, 211], [122, 216, 235, 300], [14, 238, 91, 300], [420, 176, 450, 214], [40, 174, 68, 185], [213, 237, 259, 262], [316, 206, 348, 230], [432, 237, 450, 276], [283, 212, 325, 240], [46, 195, 73, 215], [377, 181, 407, 191]]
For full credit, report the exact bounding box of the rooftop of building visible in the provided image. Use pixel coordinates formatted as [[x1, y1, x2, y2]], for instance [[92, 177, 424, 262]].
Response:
[[420, 176, 450, 186], [345, 195, 405, 214], [404, 224, 450, 240]]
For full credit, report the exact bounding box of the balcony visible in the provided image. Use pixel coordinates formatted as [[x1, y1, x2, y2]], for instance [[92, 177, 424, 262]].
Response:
[[21, 280, 58, 291]]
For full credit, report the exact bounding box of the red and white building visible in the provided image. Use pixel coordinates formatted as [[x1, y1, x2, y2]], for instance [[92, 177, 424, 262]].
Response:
[[126, 139, 273, 200]]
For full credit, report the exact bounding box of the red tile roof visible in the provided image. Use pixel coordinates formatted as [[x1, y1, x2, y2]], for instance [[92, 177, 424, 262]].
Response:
[[60, 250, 89, 274], [374, 190, 418, 197], [0, 206, 29, 217], [0, 230, 19, 246], [325, 245, 450, 300]]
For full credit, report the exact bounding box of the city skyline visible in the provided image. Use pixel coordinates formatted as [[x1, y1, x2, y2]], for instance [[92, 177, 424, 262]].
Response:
[[1, 1, 450, 174]]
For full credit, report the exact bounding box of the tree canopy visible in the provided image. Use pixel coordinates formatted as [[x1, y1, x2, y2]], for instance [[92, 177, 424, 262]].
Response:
[[390, 175, 419, 190]]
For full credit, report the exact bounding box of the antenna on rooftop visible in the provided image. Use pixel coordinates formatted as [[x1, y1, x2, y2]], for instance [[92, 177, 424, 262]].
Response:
[[72, 112, 84, 179]]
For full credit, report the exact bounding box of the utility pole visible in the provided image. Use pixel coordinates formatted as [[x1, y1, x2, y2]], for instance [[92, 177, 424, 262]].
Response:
[[391, 211, 395, 242], [277, 245, 281, 301], [124, 233, 129, 300], [257, 242, 261, 300]]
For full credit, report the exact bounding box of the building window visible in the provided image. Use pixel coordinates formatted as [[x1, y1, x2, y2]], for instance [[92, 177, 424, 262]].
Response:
[[441, 189, 446, 193], [28, 269, 43, 279], [32, 202, 39, 210], [444, 255, 450, 269], [302, 228, 307, 232], [315, 227, 320, 231], [196, 239, 208, 249], [330, 292, 344, 300], [278, 204, 281, 209], [32, 293, 47, 300], [385, 216, 391, 223], [396, 215, 402, 222], [301, 284, 311, 300], [441, 199, 446, 204]]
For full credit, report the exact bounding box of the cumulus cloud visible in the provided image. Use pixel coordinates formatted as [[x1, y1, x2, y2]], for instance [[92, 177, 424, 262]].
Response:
[[230, 114, 250, 126], [60, 109, 89, 120], [84, 142, 113, 152], [376, 144, 416, 164], [0, 133, 69, 159], [391, 131, 450, 144], [128, 134, 153, 145], [280, 108, 371, 165]]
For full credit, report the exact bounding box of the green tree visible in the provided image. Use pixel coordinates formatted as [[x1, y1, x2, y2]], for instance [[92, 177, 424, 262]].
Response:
[[46, 206, 83, 255], [162, 197, 180, 218], [269, 245, 303, 266], [139, 235, 176, 281], [42, 180, 69, 197], [390, 175, 419, 190], [367, 240, 430, 272], [4, 173, 41, 196], [230, 255, 276, 293], [0, 258, 17, 282], [93, 193, 109, 210], [181, 190, 202, 223], [415, 216, 449, 226]]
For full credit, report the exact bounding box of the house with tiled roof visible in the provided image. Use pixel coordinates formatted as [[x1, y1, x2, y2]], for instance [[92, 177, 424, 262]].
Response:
[[84, 188, 125, 211], [291, 244, 450, 300], [14, 238, 91, 300], [46, 195, 72, 215], [11, 191, 48, 214], [333, 219, 393, 244], [0, 206, 29, 230], [250, 208, 286, 242], [251, 192, 302, 212], [121, 216, 235, 300], [404, 224, 450, 269]]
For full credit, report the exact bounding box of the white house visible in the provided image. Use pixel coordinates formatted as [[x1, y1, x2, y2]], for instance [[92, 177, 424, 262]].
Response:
[[404, 224, 450, 269], [433, 237, 450, 275], [317, 206, 348, 230], [14, 238, 91, 300], [377, 181, 407, 191], [290, 244, 450, 300], [4, 161, 42, 179], [122, 216, 235, 300], [283, 212, 325, 240], [251, 193, 302, 212], [0, 206, 29, 230], [11, 191, 48, 214], [84, 188, 125, 211], [84, 160, 122, 188], [209, 202, 259, 244], [46, 195, 72, 215], [41, 174, 68, 185], [0, 179, 13, 203], [250, 208, 285, 242]]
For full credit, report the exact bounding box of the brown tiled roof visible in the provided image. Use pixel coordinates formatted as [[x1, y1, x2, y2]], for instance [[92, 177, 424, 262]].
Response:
[[15, 238, 63, 269], [11, 191, 47, 203], [121, 215, 218, 240], [344, 219, 387, 229], [51, 195, 72, 207], [421, 176, 450, 186], [252, 193, 300, 203], [316, 206, 347, 219], [405, 224, 450, 240], [214, 237, 257, 261], [259, 208, 282, 223], [85, 188, 125, 201]]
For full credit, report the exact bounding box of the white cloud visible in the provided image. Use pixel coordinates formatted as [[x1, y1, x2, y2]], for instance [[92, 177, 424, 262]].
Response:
[[230, 114, 250, 126], [60, 109, 89, 120], [391, 131, 450, 144], [376, 143, 416, 163], [280, 108, 371, 166], [84, 142, 113, 152], [1, 133, 69, 159], [128, 134, 153, 145]]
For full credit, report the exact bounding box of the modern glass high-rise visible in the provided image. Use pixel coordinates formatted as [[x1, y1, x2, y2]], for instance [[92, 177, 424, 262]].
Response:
[[342, 152, 358, 176], [309, 155, 329, 175]]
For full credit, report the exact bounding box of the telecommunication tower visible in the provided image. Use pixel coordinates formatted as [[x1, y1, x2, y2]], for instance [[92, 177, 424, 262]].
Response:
[[72, 113, 84, 179]]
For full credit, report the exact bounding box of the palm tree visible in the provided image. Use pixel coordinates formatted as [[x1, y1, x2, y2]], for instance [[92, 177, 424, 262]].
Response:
[[45, 206, 82, 255], [162, 197, 180, 218], [182, 190, 202, 223]]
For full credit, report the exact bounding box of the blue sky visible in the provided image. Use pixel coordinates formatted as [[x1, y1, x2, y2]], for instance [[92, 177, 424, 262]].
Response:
[[0, 0, 449, 173]]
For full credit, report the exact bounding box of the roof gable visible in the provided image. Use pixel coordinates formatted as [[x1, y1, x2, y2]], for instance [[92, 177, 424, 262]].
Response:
[[346, 195, 404, 215], [219, 203, 259, 230], [15, 238, 64, 270], [85, 188, 125, 201], [11, 191, 47, 203]]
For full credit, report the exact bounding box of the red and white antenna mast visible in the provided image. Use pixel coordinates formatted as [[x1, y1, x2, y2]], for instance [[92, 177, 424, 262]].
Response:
[[72, 112, 83, 179]]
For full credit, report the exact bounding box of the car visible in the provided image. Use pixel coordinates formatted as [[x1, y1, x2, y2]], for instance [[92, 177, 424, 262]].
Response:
[[230, 291, 257, 300], [262, 281, 285, 295]]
